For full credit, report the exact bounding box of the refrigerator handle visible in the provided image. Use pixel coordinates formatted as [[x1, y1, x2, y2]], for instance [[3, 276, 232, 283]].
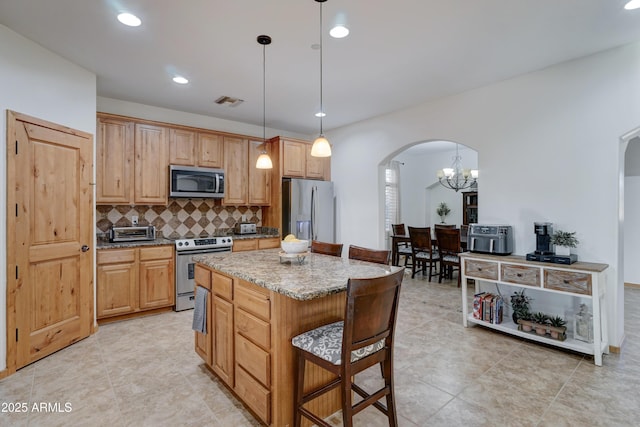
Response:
[[311, 186, 317, 241]]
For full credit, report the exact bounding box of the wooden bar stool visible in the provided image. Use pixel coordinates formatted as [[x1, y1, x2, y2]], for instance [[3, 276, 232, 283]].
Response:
[[348, 245, 390, 265], [292, 268, 404, 427], [311, 240, 344, 257]]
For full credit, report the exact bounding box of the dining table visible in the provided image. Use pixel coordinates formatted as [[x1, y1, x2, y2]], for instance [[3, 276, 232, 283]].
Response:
[[391, 233, 468, 267]]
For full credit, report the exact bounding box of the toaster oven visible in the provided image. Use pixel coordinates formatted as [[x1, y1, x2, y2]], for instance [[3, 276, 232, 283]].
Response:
[[109, 226, 156, 242]]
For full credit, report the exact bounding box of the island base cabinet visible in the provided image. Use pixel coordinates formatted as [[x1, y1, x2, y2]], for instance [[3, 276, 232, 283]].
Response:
[[212, 295, 234, 387], [236, 365, 271, 424], [194, 265, 212, 366]]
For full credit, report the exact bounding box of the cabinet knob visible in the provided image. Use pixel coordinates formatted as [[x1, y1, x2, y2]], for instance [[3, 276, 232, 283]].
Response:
[[477, 267, 482, 271], [517, 273, 523, 277], [563, 279, 570, 284], [81, 245, 90, 252]]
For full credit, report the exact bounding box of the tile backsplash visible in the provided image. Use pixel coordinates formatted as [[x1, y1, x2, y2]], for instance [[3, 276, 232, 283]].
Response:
[[96, 199, 266, 239]]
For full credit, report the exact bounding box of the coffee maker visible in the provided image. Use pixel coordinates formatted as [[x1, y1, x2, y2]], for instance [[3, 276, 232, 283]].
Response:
[[526, 222, 554, 261]]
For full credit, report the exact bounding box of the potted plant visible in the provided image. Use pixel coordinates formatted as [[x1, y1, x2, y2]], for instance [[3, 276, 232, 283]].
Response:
[[548, 315, 567, 340], [517, 311, 534, 332], [510, 289, 532, 324], [531, 312, 550, 336], [436, 202, 451, 224], [550, 230, 579, 256]]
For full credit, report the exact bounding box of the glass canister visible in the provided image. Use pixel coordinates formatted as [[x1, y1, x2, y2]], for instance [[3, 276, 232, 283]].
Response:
[[573, 303, 593, 343]]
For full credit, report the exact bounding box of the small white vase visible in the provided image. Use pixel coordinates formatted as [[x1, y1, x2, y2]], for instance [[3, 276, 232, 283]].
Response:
[[555, 245, 571, 256]]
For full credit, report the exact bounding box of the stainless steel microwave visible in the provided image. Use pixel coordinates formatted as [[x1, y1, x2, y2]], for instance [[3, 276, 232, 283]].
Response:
[[169, 165, 225, 198]]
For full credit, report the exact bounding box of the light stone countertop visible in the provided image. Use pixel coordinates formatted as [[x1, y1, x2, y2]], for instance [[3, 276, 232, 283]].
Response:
[[193, 249, 403, 301], [96, 237, 174, 250]]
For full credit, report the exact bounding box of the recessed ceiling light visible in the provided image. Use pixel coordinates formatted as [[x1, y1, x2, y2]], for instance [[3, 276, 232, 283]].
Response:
[[172, 76, 189, 84], [315, 111, 326, 118], [625, 0, 640, 10], [117, 12, 141, 27], [329, 25, 349, 38]]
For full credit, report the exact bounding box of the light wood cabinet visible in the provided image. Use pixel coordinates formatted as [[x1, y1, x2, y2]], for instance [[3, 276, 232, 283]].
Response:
[[97, 245, 174, 321], [169, 128, 196, 165], [134, 123, 168, 204], [248, 139, 271, 205], [96, 249, 136, 318], [194, 265, 212, 366], [198, 132, 224, 168], [212, 271, 235, 387], [96, 114, 169, 205], [223, 136, 249, 205], [281, 138, 330, 180], [169, 128, 224, 168], [96, 117, 134, 204], [139, 246, 174, 309], [232, 237, 280, 252]]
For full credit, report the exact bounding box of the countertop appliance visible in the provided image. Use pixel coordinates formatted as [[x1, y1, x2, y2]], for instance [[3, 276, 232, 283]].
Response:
[[235, 222, 257, 235], [174, 236, 233, 311], [468, 224, 513, 255], [282, 178, 336, 244], [109, 225, 156, 242], [169, 165, 225, 198]]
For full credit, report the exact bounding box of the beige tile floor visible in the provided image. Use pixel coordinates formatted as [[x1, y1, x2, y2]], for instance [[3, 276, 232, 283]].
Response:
[[1, 273, 639, 427]]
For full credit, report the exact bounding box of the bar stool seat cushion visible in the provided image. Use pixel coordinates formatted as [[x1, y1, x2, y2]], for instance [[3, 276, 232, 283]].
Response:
[[442, 254, 459, 263], [292, 321, 385, 365], [415, 250, 440, 260]]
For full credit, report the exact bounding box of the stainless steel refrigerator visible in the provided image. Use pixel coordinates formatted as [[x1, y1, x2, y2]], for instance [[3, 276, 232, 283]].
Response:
[[282, 178, 336, 243]]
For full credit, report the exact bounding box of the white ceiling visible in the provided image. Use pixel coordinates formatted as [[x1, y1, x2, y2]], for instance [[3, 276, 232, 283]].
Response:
[[1, 0, 640, 136]]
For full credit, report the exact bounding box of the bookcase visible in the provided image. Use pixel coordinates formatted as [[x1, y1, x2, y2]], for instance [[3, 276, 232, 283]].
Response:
[[460, 253, 609, 365], [462, 191, 477, 225]]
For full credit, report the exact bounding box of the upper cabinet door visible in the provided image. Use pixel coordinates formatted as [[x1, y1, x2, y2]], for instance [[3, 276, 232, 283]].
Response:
[[223, 136, 249, 205], [305, 144, 326, 180], [134, 123, 168, 205], [282, 140, 306, 178], [198, 132, 224, 168], [97, 117, 134, 204], [169, 128, 196, 166], [248, 139, 271, 205]]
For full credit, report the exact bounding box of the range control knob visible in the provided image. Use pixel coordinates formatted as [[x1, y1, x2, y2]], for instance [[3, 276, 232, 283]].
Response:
[[177, 242, 183, 247], [185, 242, 190, 246]]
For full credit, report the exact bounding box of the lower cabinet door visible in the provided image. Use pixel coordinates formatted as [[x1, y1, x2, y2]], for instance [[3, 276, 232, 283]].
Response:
[[235, 365, 271, 424], [97, 262, 137, 318], [213, 296, 235, 386], [139, 258, 174, 309]]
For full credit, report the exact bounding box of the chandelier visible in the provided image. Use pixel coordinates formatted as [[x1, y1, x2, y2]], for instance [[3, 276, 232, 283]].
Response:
[[436, 144, 478, 192]]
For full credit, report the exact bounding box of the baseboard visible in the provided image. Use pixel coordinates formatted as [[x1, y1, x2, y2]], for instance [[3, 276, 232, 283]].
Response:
[[0, 368, 12, 380], [609, 333, 625, 354], [624, 282, 640, 289]]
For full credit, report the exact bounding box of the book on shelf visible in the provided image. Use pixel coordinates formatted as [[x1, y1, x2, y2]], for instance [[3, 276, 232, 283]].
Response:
[[473, 292, 486, 319]]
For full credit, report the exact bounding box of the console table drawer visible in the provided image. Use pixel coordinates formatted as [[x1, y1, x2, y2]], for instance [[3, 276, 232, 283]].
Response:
[[501, 264, 540, 287], [544, 270, 592, 295], [464, 260, 498, 280]]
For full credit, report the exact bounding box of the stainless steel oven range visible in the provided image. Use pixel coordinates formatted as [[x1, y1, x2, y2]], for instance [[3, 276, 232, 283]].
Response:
[[174, 236, 233, 311]]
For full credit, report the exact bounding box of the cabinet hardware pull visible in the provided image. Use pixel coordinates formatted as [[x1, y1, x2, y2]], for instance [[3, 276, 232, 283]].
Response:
[[477, 267, 482, 271], [563, 279, 570, 284], [517, 273, 522, 277]]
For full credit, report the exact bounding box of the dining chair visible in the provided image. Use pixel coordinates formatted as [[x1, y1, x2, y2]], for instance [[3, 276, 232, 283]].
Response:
[[292, 268, 404, 427], [435, 227, 462, 287], [391, 223, 412, 267], [348, 245, 390, 265], [408, 226, 439, 280], [434, 224, 456, 230], [460, 224, 469, 240], [311, 240, 344, 257]]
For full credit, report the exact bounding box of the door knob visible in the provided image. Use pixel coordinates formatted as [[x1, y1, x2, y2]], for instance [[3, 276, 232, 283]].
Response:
[[81, 245, 90, 252]]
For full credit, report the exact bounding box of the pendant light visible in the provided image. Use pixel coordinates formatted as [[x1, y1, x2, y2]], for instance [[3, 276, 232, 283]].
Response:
[[255, 35, 273, 169], [311, 0, 332, 157]]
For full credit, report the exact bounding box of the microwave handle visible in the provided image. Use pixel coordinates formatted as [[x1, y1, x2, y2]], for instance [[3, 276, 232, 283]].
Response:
[[470, 237, 476, 251], [489, 239, 495, 253], [215, 174, 221, 193]]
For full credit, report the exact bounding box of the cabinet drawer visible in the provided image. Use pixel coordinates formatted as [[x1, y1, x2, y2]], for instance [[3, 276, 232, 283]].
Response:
[[236, 308, 270, 350], [544, 270, 592, 295], [501, 264, 540, 287], [236, 281, 270, 321], [235, 365, 271, 424], [464, 260, 498, 280], [212, 272, 233, 300], [194, 265, 211, 291], [236, 334, 271, 387], [233, 239, 258, 252], [97, 249, 135, 264], [258, 237, 280, 249], [139, 245, 173, 261]]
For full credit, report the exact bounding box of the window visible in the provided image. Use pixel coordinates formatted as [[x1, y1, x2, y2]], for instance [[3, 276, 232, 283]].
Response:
[[384, 161, 401, 232]]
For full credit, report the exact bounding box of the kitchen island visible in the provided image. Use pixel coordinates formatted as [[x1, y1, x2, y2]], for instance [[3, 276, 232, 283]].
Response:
[[192, 249, 402, 426]]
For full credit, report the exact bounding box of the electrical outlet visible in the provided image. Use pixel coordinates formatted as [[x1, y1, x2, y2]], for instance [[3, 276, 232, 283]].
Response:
[[132, 215, 139, 225]]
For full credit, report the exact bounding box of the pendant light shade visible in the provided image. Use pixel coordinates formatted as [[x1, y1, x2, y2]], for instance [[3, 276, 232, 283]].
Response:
[[256, 34, 273, 169], [311, 0, 331, 158]]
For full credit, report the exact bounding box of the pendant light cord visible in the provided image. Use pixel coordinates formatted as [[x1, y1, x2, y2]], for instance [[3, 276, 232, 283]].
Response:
[[263, 42, 266, 142], [319, 0, 324, 135]]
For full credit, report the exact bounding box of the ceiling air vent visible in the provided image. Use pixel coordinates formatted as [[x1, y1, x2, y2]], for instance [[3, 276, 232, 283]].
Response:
[[214, 96, 244, 107]]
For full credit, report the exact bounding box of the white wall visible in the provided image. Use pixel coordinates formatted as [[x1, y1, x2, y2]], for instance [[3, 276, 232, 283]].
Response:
[[624, 176, 640, 284], [331, 42, 640, 347], [0, 24, 97, 371]]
